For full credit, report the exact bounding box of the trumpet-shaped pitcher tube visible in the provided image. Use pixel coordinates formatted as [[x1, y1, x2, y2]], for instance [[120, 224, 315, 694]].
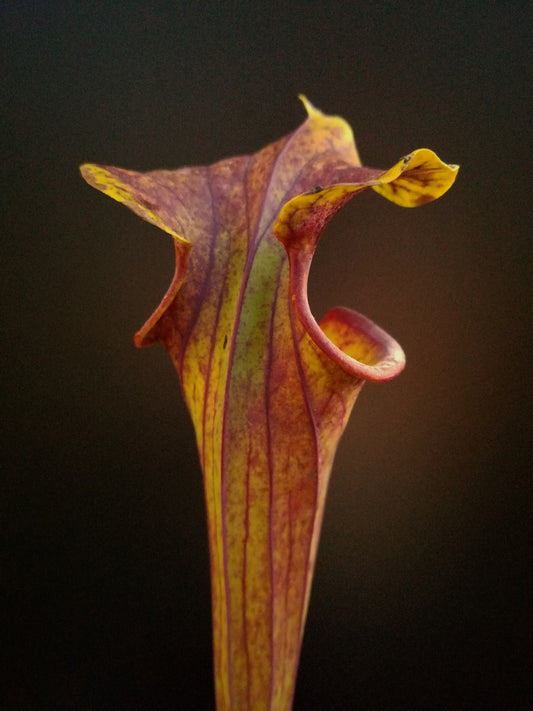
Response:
[[81, 97, 458, 710]]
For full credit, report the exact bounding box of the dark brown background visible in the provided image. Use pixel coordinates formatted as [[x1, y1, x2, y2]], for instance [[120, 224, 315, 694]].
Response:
[[3, 2, 531, 709]]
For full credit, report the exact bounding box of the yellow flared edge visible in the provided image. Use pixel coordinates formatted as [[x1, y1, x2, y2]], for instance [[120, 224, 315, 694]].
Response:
[[80, 162, 192, 348], [372, 148, 459, 207], [299, 94, 361, 166], [275, 148, 458, 242], [79, 163, 191, 247]]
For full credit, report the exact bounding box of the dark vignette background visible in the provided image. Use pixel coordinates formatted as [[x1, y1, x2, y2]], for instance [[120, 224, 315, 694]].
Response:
[[3, 2, 531, 709]]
